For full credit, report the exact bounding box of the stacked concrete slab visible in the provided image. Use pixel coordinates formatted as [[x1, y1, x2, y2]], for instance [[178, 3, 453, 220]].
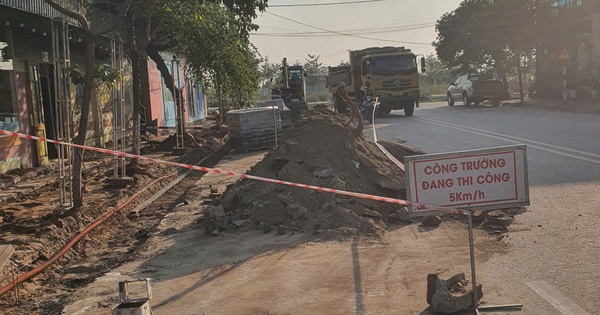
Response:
[[228, 107, 282, 151], [255, 99, 293, 129]]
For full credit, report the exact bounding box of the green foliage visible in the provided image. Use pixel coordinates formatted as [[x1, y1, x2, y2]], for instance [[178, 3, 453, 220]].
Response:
[[433, 0, 538, 76], [94, 63, 122, 89], [259, 58, 281, 90], [304, 54, 325, 87], [420, 83, 449, 97], [421, 54, 455, 86], [68, 63, 122, 89], [337, 60, 350, 67], [153, 1, 262, 100]]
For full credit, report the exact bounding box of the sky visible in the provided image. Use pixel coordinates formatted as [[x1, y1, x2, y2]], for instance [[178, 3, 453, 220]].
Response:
[[250, 0, 464, 67]]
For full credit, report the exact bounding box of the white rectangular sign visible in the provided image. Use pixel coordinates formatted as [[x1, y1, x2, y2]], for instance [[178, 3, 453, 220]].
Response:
[[405, 145, 529, 214]]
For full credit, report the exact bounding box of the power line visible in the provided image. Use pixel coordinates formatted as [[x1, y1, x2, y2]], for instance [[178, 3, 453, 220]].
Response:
[[257, 19, 437, 35], [269, 0, 387, 8], [265, 11, 432, 46], [254, 23, 435, 37]]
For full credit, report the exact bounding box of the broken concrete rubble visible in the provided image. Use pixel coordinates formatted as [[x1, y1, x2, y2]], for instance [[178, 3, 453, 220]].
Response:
[[486, 210, 514, 227], [213, 112, 421, 239], [471, 210, 486, 223], [313, 168, 335, 178], [427, 272, 483, 313], [397, 207, 411, 223], [421, 215, 442, 227]]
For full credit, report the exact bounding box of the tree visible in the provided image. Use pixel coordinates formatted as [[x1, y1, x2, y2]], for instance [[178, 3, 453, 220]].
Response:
[[434, 0, 539, 101], [42, 0, 134, 209], [44, 0, 266, 208], [337, 60, 350, 67], [156, 2, 262, 112], [421, 54, 454, 86], [304, 54, 324, 93], [259, 57, 281, 97], [125, 0, 266, 127]]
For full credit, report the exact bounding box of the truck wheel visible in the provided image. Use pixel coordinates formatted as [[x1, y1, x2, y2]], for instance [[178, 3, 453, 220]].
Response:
[[491, 99, 500, 106], [463, 93, 471, 106], [404, 101, 415, 116], [375, 104, 391, 116], [447, 94, 455, 106]]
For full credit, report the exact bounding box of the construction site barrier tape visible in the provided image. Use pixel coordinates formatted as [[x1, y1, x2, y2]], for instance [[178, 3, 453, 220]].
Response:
[[0, 129, 466, 215]]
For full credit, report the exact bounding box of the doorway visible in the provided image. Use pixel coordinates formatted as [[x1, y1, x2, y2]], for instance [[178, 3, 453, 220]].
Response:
[[35, 64, 58, 160]]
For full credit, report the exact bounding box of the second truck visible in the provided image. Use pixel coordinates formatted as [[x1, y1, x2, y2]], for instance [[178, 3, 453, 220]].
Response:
[[327, 46, 425, 116]]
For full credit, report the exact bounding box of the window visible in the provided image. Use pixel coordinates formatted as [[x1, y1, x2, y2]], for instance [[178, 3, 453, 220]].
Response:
[[369, 55, 417, 75], [0, 67, 18, 132]]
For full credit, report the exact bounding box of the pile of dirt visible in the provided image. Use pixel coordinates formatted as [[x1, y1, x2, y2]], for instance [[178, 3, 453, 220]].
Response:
[[152, 125, 226, 152], [206, 111, 421, 239], [378, 139, 426, 162]]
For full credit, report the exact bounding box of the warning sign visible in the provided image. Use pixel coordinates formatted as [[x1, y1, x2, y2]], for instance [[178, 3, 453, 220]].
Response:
[[405, 145, 529, 214]]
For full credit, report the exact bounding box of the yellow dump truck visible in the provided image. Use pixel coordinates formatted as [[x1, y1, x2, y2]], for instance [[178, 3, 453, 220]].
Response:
[[328, 46, 425, 116]]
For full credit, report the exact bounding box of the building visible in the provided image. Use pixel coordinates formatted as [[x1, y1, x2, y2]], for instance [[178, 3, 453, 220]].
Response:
[[535, 0, 600, 98], [0, 0, 136, 173], [146, 53, 207, 130], [0, 1, 207, 174]]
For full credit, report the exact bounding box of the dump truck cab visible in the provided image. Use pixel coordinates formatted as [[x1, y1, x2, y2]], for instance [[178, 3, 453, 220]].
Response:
[[351, 47, 425, 116]]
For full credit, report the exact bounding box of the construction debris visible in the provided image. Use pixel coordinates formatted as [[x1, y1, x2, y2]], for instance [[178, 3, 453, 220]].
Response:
[[228, 108, 282, 151], [421, 215, 442, 227], [201, 111, 424, 239], [427, 272, 483, 313]]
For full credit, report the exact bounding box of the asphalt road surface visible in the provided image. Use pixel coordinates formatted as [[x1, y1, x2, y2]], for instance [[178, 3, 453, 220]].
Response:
[[368, 101, 600, 314]]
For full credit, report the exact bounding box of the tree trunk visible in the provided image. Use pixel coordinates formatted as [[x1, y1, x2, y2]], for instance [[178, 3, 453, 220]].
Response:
[[130, 48, 142, 162], [128, 14, 152, 162], [518, 54, 525, 103], [72, 38, 96, 209], [216, 74, 224, 124]]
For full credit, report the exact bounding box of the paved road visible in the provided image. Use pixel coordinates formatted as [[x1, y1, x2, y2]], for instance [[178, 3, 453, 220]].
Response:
[[368, 102, 600, 314]]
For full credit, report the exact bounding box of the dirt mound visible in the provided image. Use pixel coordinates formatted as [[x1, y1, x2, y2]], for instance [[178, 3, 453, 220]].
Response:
[[378, 139, 426, 161], [153, 125, 226, 152], [211, 111, 416, 239]]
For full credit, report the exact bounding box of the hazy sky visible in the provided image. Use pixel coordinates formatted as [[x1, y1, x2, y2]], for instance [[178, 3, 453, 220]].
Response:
[[250, 0, 463, 67]]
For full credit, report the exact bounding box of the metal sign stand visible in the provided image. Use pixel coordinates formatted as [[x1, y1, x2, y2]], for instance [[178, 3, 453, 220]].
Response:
[[51, 18, 73, 208], [466, 211, 523, 314]]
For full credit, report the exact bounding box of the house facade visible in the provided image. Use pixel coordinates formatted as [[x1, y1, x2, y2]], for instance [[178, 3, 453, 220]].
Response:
[[146, 53, 206, 130], [0, 1, 206, 174], [1, 0, 87, 172]]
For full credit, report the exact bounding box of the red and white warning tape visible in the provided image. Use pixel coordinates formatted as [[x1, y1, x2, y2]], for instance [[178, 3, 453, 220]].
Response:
[[0, 129, 467, 215]]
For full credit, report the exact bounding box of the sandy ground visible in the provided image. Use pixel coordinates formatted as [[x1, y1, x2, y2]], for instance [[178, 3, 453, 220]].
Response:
[[63, 151, 511, 315]]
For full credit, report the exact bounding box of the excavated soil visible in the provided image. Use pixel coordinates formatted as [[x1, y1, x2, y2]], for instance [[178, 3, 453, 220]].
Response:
[[210, 111, 423, 240], [0, 121, 226, 314]]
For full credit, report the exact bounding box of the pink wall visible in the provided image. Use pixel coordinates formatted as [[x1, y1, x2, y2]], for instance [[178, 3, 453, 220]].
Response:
[[147, 56, 190, 127], [0, 71, 35, 170], [147, 59, 166, 127]]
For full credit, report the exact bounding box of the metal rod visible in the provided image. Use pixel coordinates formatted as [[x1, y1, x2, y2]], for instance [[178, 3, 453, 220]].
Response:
[[63, 20, 73, 206], [111, 39, 119, 178], [118, 40, 126, 176], [273, 106, 278, 148], [10, 262, 18, 304], [468, 211, 478, 310], [478, 304, 523, 311], [49, 20, 74, 204]]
